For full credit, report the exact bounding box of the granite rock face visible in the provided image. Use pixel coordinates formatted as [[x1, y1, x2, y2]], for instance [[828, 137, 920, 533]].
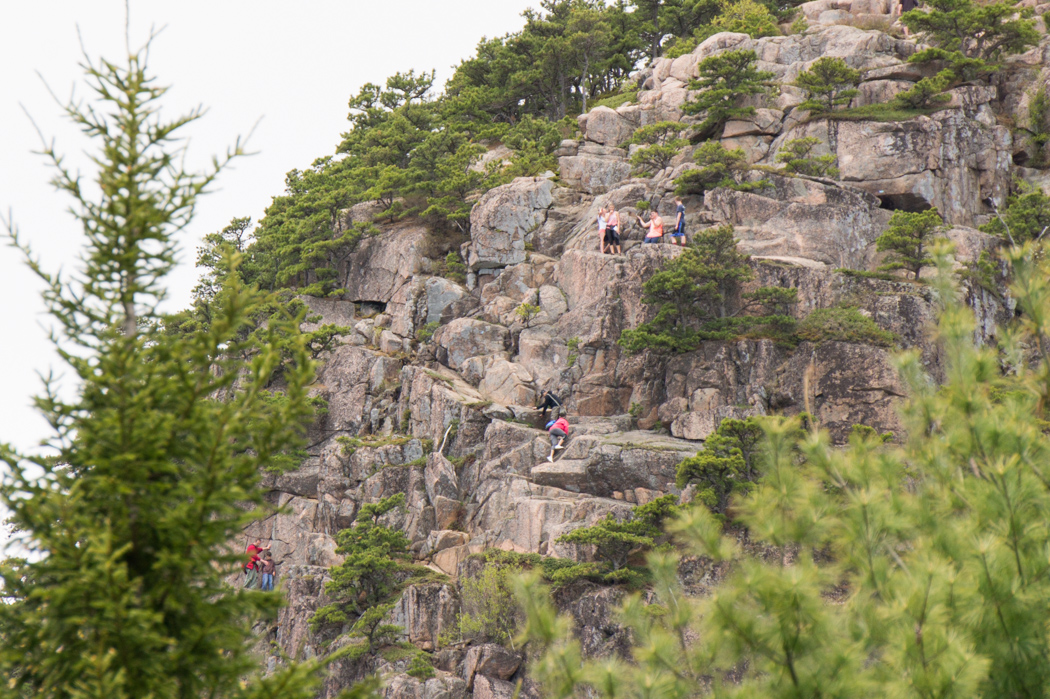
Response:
[[467, 178, 554, 270], [251, 14, 1036, 697]]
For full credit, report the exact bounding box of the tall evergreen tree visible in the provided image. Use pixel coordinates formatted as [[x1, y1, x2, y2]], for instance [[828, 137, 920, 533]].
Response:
[[0, 40, 364, 699]]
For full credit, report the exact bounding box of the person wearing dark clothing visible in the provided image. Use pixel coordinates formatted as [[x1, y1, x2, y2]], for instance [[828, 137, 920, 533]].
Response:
[[537, 390, 562, 420], [670, 197, 686, 246], [896, 0, 917, 35]]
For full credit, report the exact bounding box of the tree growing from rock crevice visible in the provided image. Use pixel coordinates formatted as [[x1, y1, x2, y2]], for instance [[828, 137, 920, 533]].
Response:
[[683, 49, 774, 138], [675, 417, 767, 513], [793, 57, 860, 114], [903, 0, 1038, 80], [556, 494, 680, 574], [628, 121, 689, 175], [619, 225, 797, 353], [312, 493, 410, 628], [675, 141, 769, 196], [980, 180, 1050, 243], [775, 137, 840, 178], [876, 208, 948, 279]]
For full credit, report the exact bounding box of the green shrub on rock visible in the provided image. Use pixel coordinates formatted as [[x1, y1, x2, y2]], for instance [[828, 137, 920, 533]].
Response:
[[796, 306, 898, 347], [775, 137, 839, 178], [628, 121, 689, 176], [556, 495, 680, 579], [683, 50, 774, 138], [980, 181, 1050, 243], [675, 417, 767, 513], [311, 494, 410, 630], [619, 225, 797, 353], [456, 562, 522, 648], [675, 141, 764, 196]]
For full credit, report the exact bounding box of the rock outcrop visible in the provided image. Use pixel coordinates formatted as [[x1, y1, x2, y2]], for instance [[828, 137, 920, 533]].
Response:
[[249, 14, 1040, 697]]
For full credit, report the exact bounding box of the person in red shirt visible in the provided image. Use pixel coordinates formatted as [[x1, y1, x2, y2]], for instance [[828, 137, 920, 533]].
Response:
[[244, 538, 270, 589], [547, 414, 570, 462]]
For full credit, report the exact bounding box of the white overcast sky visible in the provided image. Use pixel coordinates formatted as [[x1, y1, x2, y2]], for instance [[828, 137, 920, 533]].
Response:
[[0, 0, 537, 456]]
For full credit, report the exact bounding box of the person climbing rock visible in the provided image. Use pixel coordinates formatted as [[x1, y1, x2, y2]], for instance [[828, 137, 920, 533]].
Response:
[[547, 414, 570, 462], [259, 551, 276, 591], [605, 206, 622, 254], [537, 389, 562, 421], [596, 206, 608, 253], [637, 209, 664, 244], [244, 538, 269, 589], [670, 197, 686, 246]]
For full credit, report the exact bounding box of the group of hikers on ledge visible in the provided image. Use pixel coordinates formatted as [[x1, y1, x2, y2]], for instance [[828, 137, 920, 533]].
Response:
[[596, 196, 687, 253]]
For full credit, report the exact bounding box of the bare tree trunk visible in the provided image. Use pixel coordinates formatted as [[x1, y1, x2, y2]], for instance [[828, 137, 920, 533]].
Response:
[[581, 54, 590, 113]]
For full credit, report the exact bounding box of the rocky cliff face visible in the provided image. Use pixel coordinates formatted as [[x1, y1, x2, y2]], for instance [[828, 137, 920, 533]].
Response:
[[246, 11, 1043, 697]]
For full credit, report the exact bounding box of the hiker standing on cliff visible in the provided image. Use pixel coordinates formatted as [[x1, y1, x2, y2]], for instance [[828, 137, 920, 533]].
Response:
[[597, 206, 608, 253], [259, 551, 277, 591], [670, 197, 687, 246], [637, 209, 664, 244], [605, 207, 622, 254], [895, 0, 917, 35], [546, 414, 570, 462], [537, 389, 562, 421], [244, 538, 269, 589]]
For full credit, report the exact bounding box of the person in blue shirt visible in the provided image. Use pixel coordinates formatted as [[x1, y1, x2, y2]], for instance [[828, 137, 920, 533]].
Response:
[[670, 197, 687, 246]]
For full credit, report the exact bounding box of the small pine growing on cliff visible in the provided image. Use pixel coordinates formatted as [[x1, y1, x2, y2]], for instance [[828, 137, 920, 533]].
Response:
[[313, 493, 410, 628], [684, 50, 774, 138], [980, 180, 1050, 243], [675, 417, 767, 513], [628, 121, 688, 175], [775, 137, 840, 178], [903, 0, 1038, 79], [556, 494, 679, 582], [0, 40, 337, 699], [876, 208, 948, 279], [675, 141, 763, 196], [619, 225, 797, 353], [793, 57, 860, 114]]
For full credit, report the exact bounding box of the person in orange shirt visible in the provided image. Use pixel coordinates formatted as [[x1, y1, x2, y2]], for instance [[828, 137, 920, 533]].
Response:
[[637, 209, 664, 244]]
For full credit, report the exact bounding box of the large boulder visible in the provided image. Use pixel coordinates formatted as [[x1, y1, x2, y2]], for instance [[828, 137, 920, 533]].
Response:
[[705, 173, 890, 269], [433, 319, 511, 371], [388, 276, 468, 338], [468, 178, 554, 270], [578, 105, 636, 147], [390, 583, 460, 651], [462, 644, 523, 689], [343, 224, 426, 303], [478, 359, 536, 407], [559, 145, 633, 195], [827, 111, 1012, 226]]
